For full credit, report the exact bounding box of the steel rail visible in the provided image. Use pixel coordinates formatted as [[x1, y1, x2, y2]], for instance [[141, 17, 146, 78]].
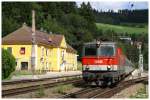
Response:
[[91, 76, 148, 98], [63, 76, 148, 98], [2, 78, 83, 97]]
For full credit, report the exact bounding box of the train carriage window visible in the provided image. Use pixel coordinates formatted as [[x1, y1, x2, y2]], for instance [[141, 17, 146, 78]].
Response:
[[98, 46, 115, 56], [84, 45, 97, 56]]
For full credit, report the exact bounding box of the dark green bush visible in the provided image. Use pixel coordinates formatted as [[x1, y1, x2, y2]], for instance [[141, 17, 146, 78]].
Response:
[[2, 48, 16, 79]]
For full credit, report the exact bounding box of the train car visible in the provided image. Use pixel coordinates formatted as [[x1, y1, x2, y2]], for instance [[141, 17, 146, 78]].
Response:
[[82, 40, 134, 86]]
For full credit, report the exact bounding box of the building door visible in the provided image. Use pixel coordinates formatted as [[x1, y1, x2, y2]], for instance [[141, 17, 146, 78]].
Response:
[[21, 62, 28, 70]]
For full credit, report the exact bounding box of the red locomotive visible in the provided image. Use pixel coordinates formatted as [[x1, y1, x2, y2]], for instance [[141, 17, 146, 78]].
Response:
[[82, 40, 134, 86]]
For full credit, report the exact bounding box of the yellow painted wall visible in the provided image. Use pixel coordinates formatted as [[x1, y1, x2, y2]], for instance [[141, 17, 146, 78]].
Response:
[[37, 45, 62, 72], [2, 36, 78, 72], [60, 36, 67, 48], [2, 45, 32, 70], [65, 52, 77, 71]]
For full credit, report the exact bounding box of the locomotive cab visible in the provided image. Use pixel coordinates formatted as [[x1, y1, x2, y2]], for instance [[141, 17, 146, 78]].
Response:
[[82, 42, 117, 72]]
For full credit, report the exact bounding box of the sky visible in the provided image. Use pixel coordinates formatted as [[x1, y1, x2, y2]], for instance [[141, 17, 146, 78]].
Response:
[[77, 1, 148, 12]]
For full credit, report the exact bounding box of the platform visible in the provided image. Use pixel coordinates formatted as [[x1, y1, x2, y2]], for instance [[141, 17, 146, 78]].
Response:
[[10, 71, 82, 81]]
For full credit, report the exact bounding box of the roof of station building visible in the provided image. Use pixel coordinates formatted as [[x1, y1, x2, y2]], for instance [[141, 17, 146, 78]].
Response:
[[2, 24, 77, 54]]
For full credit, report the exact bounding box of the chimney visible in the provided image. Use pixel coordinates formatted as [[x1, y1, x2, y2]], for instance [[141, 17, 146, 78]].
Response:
[[22, 22, 27, 27], [32, 10, 35, 34], [48, 37, 52, 42]]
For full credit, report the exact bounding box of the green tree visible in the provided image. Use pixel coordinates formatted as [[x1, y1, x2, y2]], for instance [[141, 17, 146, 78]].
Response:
[[2, 49, 16, 79], [2, 17, 19, 37], [79, 2, 95, 22]]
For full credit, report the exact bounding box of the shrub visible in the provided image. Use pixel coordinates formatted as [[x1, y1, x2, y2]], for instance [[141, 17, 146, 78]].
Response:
[[2, 48, 16, 79]]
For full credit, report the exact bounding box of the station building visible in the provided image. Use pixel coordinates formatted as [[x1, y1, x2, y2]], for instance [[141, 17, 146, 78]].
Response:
[[2, 24, 78, 72]]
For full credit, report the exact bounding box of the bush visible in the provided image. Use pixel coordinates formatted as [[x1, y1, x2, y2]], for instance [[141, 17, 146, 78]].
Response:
[[2, 48, 16, 79]]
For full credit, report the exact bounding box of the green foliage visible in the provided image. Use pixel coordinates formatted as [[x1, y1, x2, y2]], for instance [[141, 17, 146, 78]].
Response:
[[2, 17, 20, 37], [79, 2, 95, 22], [2, 49, 16, 79], [41, 15, 67, 34], [94, 9, 148, 24]]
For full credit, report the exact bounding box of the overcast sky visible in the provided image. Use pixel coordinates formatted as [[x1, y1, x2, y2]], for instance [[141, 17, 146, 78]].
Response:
[[77, 2, 148, 12]]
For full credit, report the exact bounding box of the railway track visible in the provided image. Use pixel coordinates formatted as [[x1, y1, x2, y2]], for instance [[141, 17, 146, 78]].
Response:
[[62, 76, 148, 98], [2, 75, 83, 97]]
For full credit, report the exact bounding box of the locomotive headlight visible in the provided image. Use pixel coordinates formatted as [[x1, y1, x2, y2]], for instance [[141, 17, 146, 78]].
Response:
[[85, 66, 89, 70], [107, 65, 111, 70]]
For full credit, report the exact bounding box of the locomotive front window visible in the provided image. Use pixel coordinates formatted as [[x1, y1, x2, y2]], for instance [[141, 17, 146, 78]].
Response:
[[84, 45, 97, 56], [98, 46, 115, 56]]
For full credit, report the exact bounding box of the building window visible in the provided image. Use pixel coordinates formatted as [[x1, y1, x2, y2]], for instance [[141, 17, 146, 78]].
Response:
[[7, 47, 12, 54], [46, 49, 48, 56], [61, 51, 64, 58], [21, 62, 28, 70], [20, 47, 25, 54], [49, 49, 51, 56], [41, 47, 44, 56]]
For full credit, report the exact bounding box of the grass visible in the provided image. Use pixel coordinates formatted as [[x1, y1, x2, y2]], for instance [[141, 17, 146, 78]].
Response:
[[130, 85, 148, 98], [12, 70, 46, 76], [52, 84, 74, 94], [2, 71, 33, 80], [13, 70, 33, 76], [96, 23, 148, 34], [35, 85, 45, 98], [119, 22, 147, 28]]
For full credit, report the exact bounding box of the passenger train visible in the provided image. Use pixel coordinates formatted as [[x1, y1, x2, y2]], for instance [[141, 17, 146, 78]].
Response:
[[82, 40, 134, 86]]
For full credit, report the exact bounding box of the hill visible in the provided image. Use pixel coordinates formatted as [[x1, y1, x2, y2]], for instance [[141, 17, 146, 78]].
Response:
[[96, 23, 148, 34]]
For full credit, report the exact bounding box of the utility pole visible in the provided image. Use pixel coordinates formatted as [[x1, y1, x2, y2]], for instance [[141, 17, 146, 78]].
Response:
[[137, 42, 143, 74], [31, 10, 36, 75]]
